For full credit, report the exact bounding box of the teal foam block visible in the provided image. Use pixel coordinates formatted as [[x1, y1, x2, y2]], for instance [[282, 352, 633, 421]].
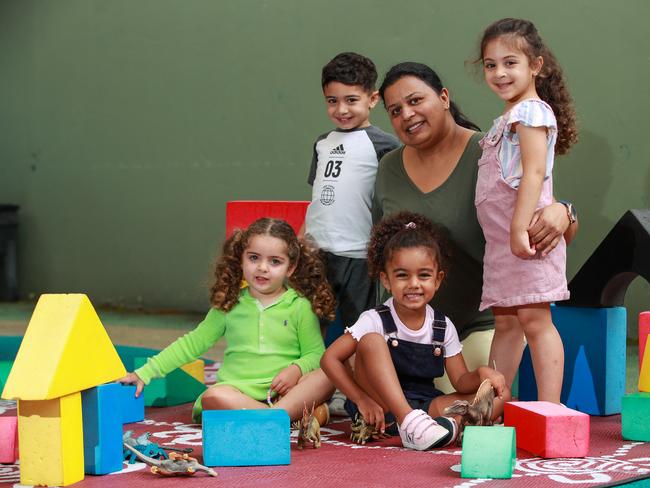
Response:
[[0, 336, 22, 361], [518, 306, 626, 415], [117, 384, 145, 424], [622, 392, 650, 441], [81, 383, 124, 475], [0, 361, 12, 391], [134, 357, 206, 407], [461, 426, 516, 479], [202, 409, 290, 466]]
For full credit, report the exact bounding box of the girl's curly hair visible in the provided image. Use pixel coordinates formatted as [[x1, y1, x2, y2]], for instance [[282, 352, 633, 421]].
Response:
[[367, 211, 451, 280], [477, 18, 578, 155], [209, 217, 335, 321]]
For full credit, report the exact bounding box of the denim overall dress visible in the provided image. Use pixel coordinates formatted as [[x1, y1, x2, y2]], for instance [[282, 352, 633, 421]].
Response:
[[475, 112, 569, 311], [344, 305, 447, 434]]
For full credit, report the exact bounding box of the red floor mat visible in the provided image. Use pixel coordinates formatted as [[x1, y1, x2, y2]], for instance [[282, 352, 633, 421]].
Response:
[[1, 399, 649, 488]]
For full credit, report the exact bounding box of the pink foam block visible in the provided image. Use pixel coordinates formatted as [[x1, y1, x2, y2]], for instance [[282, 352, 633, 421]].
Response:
[[504, 401, 589, 458], [640, 312, 650, 370], [0, 416, 18, 464]]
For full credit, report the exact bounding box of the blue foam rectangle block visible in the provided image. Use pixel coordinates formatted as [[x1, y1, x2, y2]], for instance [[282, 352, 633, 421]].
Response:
[[202, 409, 290, 466], [118, 384, 145, 424], [518, 305, 626, 415], [81, 383, 124, 475]]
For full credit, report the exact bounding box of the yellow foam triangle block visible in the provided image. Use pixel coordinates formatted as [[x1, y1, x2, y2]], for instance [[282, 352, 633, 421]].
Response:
[[640, 336, 650, 392], [2, 294, 126, 400], [181, 359, 205, 384]]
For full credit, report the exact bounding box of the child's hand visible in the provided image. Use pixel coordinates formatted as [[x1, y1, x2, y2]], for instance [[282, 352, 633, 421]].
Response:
[[356, 395, 385, 434], [117, 372, 145, 397], [478, 366, 507, 399], [510, 228, 536, 259], [270, 364, 302, 397]]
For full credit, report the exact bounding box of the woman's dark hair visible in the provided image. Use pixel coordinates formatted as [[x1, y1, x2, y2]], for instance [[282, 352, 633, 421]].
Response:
[[367, 211, 451, 281], [321, 52, 377, 93], [210, 218, 336, 320], [477, 18, 578, 154], [379, 62, 480, 131]]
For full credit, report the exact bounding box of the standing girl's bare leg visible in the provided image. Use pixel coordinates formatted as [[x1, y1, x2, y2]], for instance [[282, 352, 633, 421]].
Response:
[[489, 307, 526, 389], [518, 303, 563, 403]]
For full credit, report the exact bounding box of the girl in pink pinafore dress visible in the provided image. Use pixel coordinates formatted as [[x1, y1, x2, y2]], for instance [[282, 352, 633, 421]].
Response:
[[475, 18, 578, 403]]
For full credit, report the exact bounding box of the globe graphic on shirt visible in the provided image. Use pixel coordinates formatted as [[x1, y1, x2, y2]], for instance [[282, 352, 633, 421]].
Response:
[[320, 185, 335, 206]]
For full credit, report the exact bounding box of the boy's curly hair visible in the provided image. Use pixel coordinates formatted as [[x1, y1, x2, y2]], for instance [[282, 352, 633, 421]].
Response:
[[210, 217, 336, 321], [322, 52, 377, 92], [477, 18, 578, 155], [367, 211, 451, 280]]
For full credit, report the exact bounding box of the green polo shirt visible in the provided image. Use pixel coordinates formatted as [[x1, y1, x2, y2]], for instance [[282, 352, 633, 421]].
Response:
[[135, 287, 325, 401]]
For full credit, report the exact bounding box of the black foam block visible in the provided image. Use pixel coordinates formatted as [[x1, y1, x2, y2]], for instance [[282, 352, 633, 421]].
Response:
[[561, 209, 650, 307]]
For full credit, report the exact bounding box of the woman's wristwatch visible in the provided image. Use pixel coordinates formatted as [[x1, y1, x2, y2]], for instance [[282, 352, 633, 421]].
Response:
[[558, 200, 577, 225]]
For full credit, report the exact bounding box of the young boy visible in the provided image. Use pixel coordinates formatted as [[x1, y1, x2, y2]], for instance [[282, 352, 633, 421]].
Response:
[[304, 52, 400, 345]]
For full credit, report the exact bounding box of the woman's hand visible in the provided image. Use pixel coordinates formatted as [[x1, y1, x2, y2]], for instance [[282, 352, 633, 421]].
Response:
[[528, 203, 571, 256], [356, 395, 386, 434], [478, 366, 507, 399], [270, 364, 302, 397], [117, 372, 145, 397]]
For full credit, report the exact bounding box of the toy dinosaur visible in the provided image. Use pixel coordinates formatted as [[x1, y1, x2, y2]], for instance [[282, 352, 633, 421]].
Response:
[[123, 443, 217, 477], [349, 413, 392, 445], [293, 402, 321, 449], [123, 430, 169, 464], [443, 378, 495, 443]]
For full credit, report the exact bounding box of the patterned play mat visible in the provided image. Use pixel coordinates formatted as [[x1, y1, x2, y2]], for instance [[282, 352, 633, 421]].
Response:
[[1, 396, 649, 488]]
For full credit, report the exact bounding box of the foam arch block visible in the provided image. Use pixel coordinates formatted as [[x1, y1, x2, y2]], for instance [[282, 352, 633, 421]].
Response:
[[18, 392, 84, 486], [0, 416, 18, 464], [202, 409, 290, 466], [82, 383, 123, 474], [2, 294, 126, 400], [563, 209, 650, 307], [461, 426, 516, 479], [622, 392, 650, 441], [518, 305, 626, 415], [504, 401, 589, 458]]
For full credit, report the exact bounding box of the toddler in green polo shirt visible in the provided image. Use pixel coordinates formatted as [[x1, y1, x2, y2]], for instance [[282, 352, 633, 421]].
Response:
[[119, 217, 336, 423]]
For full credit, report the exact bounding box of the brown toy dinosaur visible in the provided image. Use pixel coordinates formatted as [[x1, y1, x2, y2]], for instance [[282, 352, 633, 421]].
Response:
[[293, 402, 323, 449], [443, 378, 495, 443], [123, 443, 217, 477]]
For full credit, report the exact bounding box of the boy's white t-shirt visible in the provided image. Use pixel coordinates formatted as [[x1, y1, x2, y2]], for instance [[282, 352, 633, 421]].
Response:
[[305, 126, 399, 258], [345, 298, 463, 358]]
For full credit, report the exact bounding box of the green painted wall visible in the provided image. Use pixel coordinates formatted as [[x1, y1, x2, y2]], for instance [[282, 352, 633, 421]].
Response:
[[1, 0, 648, 333]]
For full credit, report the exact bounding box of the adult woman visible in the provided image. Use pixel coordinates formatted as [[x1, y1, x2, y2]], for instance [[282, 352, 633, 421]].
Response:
[[373, 62, 577, 391]]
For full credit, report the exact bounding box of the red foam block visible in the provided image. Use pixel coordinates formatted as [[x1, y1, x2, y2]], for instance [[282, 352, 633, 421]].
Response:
[[0, 416, 18, 464], [225, 201, 309, 238], [640, 312, 650, 370], [504, 401, 589, 458]]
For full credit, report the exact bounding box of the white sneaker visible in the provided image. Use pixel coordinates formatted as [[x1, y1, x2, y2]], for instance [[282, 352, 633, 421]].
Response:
[[328, 389, 348, 417], [398, 409, 450, 450]]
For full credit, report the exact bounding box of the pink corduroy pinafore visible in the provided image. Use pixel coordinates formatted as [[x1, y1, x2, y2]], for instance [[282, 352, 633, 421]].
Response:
[[475, 114, 569, 311]]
